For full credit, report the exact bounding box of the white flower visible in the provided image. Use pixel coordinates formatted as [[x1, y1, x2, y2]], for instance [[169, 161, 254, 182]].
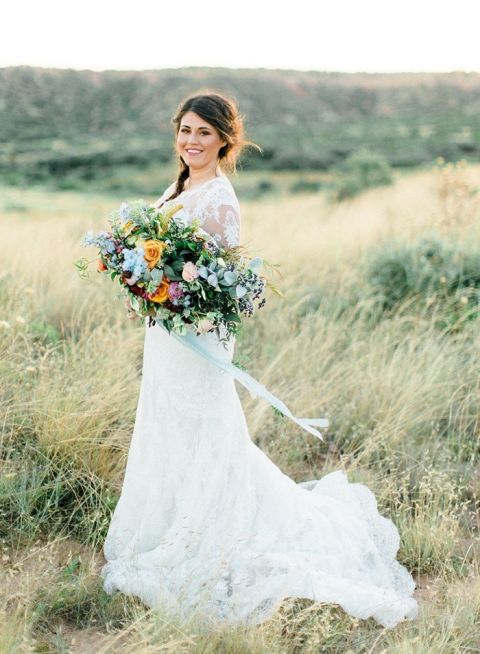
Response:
[[0, 320, 11, 329]]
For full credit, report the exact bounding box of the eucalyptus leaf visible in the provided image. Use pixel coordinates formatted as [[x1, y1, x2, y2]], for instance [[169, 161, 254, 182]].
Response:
[[223, 271, 237, 285], [248, 257, 263, 270], [236, 285, 247, 298], [130, 295, 140, 312], [151, 268, 163, 283]]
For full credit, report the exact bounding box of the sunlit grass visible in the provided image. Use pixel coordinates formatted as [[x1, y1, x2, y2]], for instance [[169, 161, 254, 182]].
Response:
[[0, 160, 479, 652]]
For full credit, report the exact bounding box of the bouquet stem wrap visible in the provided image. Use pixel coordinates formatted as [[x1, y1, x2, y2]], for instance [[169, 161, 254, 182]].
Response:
[[161, 324, 329, 441]]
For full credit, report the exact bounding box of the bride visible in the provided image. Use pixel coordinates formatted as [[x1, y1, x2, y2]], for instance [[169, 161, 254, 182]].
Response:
[[100, 93, 419, 629]]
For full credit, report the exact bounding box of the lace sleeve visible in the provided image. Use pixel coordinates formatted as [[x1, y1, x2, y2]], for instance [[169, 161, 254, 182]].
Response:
[[201, 187, 241, 249]]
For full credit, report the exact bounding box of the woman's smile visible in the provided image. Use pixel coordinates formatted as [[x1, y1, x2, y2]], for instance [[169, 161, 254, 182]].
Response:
[[177, 110, 227, 179]]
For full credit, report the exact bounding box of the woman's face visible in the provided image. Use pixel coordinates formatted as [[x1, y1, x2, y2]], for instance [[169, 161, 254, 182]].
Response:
[[176, 110, 227, 171]]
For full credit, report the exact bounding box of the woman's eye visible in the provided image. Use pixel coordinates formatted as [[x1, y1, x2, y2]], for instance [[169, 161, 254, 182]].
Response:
[[181, 129, 209, 135]]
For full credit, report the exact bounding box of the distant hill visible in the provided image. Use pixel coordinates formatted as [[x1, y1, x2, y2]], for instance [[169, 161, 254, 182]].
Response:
[[1, 66, 479, 185]]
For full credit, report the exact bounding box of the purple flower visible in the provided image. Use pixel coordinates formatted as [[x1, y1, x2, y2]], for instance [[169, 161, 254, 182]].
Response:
[[168, 281, 185, 301]]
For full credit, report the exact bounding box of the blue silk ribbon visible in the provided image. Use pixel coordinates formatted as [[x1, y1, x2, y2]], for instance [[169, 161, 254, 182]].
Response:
[[161, 324, 329, 441]]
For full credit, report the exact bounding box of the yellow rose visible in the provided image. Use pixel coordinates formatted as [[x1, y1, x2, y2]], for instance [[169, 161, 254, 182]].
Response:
[[149, 278, 170, 303], [122, 220, 135, 235], [138, 239, 166, 270]]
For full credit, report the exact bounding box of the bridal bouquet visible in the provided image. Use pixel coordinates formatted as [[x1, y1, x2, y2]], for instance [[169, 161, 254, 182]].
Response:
[[75, 200, 276, 343], [74, 199, 329, 440]]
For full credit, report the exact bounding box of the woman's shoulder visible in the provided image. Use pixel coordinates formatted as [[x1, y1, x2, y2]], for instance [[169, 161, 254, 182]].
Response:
[[208, 174, 239, 208], [152, 181, 177, 208]]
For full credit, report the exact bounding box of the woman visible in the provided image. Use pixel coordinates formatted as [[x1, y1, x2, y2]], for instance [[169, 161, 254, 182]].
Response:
[[101, 93, 419, 629]]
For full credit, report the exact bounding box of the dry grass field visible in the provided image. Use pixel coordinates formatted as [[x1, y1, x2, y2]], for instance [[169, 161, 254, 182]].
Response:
[[0, 160, 479, 652]]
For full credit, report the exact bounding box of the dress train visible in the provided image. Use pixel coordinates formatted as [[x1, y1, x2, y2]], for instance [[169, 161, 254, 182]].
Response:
[[101, 322, 418, 629]]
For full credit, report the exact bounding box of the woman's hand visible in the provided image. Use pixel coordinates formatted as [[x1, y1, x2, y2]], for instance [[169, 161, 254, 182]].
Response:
[[124, 296, 137, 320]]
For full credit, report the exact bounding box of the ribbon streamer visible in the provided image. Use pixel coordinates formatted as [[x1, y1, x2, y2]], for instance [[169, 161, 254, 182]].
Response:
[[160, 324, 329, 441]]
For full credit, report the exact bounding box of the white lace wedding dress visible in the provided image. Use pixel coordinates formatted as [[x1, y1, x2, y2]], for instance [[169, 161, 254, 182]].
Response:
[[100, 173, 419, 629]]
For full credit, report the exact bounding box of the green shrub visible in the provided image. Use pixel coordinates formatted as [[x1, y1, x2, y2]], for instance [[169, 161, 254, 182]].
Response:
[[2, 201, 29, 212], [0, 444, 118, 548], [331, 147, 393, 201], [32, 562, 142, 636], [28, 320, 62, 346], [289, 179, 322, 194], [348, 236, 480, 332]]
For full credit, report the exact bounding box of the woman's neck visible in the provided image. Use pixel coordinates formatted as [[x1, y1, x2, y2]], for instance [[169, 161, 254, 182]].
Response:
[[186, 166, 221, 190]]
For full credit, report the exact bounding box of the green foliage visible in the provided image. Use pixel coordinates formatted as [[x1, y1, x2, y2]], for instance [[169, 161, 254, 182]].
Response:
[[361, 236, 480, 329], [2, 68, 480, 190], [366, 238, 480, 309], [0, 444, 118, 549], [331, 147, 393, 201], [32, 565, 141, 635], [29, 320, 62, 345], [239, 179, 277, 200], [289, 179, 322, 194], [2, 200, 29, 212], [295, 234, 480, 337]]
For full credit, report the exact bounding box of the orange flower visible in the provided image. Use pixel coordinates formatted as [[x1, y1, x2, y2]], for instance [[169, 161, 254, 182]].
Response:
[[138, 239, 166, 270], [149, 278, 170, 303], [97, 259, 107, 272]]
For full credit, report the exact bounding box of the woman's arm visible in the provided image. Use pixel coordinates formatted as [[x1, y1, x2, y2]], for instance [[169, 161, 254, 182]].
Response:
[[202, 202, 241, 249]]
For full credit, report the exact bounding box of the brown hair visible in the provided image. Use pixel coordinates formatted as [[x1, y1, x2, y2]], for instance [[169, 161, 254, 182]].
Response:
[[158, 90, 261, 206]]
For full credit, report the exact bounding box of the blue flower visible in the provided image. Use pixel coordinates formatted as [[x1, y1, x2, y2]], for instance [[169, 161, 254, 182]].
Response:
[[82, 230, 96, 246], [82, 230, 116, 254], [119, 202, 131, 222], [121, 246, 147, 276]]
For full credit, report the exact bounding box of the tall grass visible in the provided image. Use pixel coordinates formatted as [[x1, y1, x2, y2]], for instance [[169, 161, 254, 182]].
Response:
[[0, 161, 479, 652]]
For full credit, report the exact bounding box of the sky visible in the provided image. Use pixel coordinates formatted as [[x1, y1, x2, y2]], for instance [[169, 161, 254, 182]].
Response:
[[1, 0, 479, 74]]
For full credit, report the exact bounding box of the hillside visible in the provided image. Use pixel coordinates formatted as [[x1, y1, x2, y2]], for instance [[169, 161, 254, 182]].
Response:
[[1, 66, 480, 187]]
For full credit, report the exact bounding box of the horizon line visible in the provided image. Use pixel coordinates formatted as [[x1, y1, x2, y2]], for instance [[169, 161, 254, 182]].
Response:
[[1, 63, 480, 76]]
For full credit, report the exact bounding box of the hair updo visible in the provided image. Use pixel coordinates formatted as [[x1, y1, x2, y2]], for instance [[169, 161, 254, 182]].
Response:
[[159, 91, 261, 206]]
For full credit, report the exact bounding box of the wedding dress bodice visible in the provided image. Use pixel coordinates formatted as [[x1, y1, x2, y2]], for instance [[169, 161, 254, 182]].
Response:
[[153, 174, 241, 249]]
